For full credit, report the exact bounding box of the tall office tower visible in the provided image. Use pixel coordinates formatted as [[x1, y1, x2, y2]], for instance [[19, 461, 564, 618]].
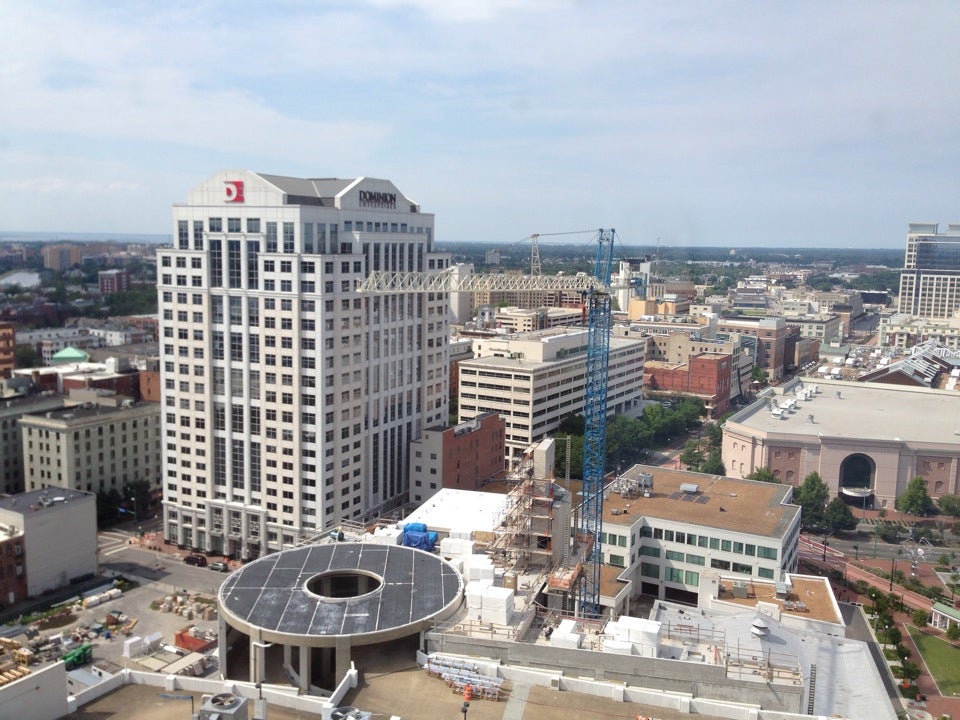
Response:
[[158, 172, 450, 560], [898, 223, 960, 319]]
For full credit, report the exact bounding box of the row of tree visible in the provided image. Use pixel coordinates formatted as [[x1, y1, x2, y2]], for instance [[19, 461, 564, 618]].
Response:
[[555, 397, 706, 478]]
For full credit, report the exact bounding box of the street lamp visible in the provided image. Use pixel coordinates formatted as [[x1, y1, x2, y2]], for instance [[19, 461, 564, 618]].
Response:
[[889, 556, 897, 592], [853, 544, 859, 561], [822, 533, 829, 563], [461, 702, 470, 719], [129, 495, 138, 522]]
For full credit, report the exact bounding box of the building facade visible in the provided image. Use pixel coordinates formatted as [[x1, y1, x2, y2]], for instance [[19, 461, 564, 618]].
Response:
[[0, 322, 14, 378], [494, 306, 584, 333], [98, 269, 131, 294], [716, 316, 788, 381], [158, 171, 449, 559], [0, 489, 97, 598], [722, 377, 960, 509], [600, 465, 800, 605], [458, 328, 645, 462], [643, 352, 732, 417], [20, 393, 161, 495], [0, 393, 67, 495], [784, 314, 842, 344], [898, 223, 960, 320], [408, 412, 506, 503]]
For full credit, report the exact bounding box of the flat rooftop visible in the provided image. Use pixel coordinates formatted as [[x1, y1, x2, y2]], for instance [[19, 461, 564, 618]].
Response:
[[402, 488, 507, 535], [603, 465, 798, 538], [0, 487, 93, 514], [726, 377, 960, 444], [715, 575, 841, 625]]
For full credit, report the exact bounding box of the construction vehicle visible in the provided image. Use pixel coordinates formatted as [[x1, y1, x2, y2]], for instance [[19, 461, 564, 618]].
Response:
[[60, 643, 93, 671], [358, 228, 617, 615]]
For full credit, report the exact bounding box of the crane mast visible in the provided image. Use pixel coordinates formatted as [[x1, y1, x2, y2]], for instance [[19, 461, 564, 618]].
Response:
[[357, 228, 618, 617], [578, 229, 615, 615]]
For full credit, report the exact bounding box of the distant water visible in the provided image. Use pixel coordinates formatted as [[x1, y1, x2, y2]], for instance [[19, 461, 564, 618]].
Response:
[[0, 271, 40, 287]]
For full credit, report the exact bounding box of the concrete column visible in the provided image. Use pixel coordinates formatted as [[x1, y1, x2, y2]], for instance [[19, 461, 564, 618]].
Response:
[[299, 645, 311, 692], [335, 636, 352, 686], [283, 644, 292, 670], [217, 616, 228, 679]]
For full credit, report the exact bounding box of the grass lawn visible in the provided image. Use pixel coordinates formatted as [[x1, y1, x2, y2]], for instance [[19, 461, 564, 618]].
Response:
[[908, 627, 960, 696]]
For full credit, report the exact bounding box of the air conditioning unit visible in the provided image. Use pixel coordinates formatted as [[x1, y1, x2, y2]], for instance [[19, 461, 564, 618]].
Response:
[[330, 708, 373, 720], [196, 693, 248, 720]]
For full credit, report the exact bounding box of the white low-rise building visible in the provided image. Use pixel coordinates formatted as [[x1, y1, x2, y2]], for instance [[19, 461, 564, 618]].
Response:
[[458, 327, 645, 462], [0, 488, 97, 598], [600, 465, 801, 607]]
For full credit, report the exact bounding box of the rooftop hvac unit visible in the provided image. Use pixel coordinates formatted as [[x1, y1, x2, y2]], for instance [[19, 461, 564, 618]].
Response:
[[196, 693, 248, 720], [330, 708, 373, 720]]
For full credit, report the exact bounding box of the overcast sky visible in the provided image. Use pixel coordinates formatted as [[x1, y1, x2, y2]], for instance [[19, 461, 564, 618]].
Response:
[[1, 1, 958, 248]]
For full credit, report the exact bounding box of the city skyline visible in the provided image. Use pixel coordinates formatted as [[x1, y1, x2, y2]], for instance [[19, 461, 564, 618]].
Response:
[[1, 2, 959, 248]]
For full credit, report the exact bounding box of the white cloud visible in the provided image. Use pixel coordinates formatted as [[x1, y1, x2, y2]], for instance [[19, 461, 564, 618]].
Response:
[[0, 1, 958, 243]]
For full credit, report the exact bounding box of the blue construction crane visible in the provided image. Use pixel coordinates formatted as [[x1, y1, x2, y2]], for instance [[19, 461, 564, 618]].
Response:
[[357, 227, 619, 616], [578, 229, 615, 616]]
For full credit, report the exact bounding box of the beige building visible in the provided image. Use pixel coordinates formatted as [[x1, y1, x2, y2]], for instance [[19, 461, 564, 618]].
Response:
[[784, 313, 842, 343], [722, 377, 960, 509], [20, 391, 161, 495], [458, 328, 645, 462], [880, 312, 960, 349], [0, 393, 67, 495], [493, 306, 583, 333]]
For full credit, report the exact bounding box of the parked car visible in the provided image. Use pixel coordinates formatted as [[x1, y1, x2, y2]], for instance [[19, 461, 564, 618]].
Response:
[[184, 554, 207, 567], [209, 561, 229, 572]]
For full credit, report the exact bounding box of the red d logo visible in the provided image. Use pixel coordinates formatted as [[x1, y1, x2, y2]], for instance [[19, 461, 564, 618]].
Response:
[[224, 181, 245, 203]]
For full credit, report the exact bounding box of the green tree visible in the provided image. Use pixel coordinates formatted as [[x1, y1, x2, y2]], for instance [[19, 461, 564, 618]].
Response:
[[605, 415, 650, 472], [824, 497, 858, 534], [554, 434, 584, 480], [558, 414, 585, 436], [947, 623, 960, 641], [899, 659, 921, 682], [96, 488, 123, 525], [898, 476, 934, 517], [746, 467, 779, 484], [795, 472, 830, 530], [702, 421, 723, 451], [700, 451, 725, 475], [679, 440, 705, 471], [911, 609, 929, 627], [14, 344, 40, 369], [938, 494, 960, 518], [750, 366, 768, 384]]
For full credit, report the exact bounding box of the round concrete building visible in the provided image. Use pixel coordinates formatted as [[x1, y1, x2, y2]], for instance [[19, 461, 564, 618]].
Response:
[[218, 542, 463, 692]]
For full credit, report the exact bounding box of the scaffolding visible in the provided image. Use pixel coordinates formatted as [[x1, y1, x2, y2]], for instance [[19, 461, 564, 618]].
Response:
[[491, 477, 567, 574]]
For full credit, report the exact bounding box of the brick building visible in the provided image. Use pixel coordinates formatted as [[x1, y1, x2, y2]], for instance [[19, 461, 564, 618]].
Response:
[[0, 322, 14, 378], [98, 269, 131, 294], [644, 352, 732, 417], [408, 412, 507, 503]]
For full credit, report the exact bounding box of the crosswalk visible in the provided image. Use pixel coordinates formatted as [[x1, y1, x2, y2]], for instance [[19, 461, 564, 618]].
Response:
[[98, 530, 132, 557]]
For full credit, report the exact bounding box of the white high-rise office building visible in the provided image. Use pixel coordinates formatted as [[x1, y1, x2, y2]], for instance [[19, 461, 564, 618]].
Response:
[[158, 171, 450, 559]]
